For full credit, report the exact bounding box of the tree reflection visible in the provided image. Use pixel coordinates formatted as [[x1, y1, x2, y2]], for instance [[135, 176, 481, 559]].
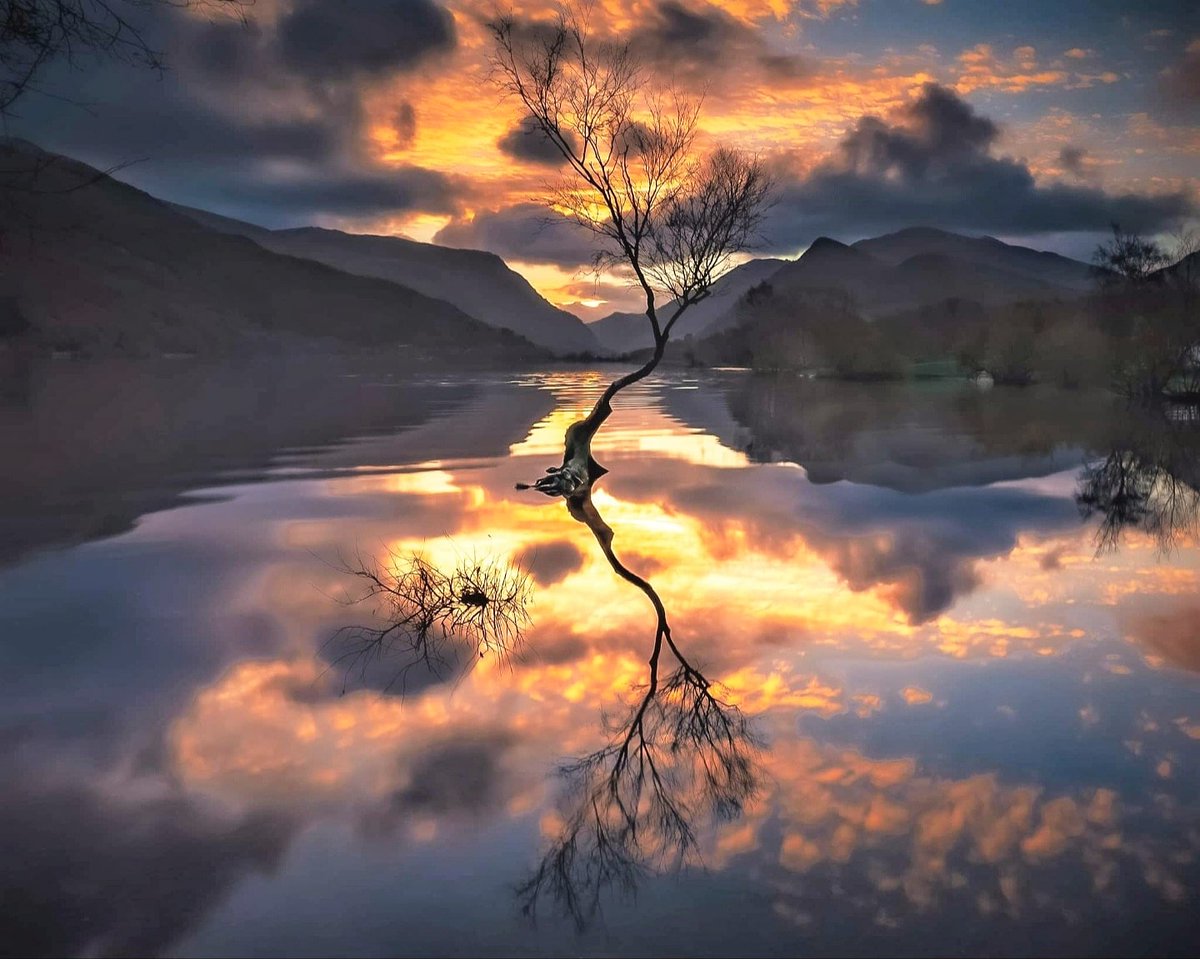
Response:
[[326, 549, 533, 694], [517, 395, 761, 928], [1077, 404, 1200, 553]]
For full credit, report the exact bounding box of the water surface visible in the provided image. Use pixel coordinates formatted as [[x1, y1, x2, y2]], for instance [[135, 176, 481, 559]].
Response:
[[1, 362, 1198, 957]]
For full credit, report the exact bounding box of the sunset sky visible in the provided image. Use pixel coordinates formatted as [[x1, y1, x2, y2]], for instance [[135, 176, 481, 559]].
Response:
[[10, 0, 1198, 318]]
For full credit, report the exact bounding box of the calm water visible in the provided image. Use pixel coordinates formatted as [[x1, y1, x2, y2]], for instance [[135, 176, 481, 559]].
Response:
[[1, 360, 1199, 957]]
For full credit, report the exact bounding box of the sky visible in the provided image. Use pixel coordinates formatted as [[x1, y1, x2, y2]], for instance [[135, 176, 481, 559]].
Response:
[[5, 0, 1199, 319]]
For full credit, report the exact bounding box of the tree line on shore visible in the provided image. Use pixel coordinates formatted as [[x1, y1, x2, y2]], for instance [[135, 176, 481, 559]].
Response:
[[682, 225, 1199, 399]]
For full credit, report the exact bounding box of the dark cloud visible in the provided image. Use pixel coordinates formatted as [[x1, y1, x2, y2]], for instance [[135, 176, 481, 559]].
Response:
[[764, 83, 1193, 251], [643, 1, 745, 60], [0, 763, 293, 957], [361, 732, 519, 835], [807, 522, 983, 624], [497, 116, 572, 166], [518, 631, 590, 666], [1058, 145, 1089, 179], [278, 0, 456, 80], [223, 164, 463, 221], [434, 202, 598, 267], [394, 734, 514, 814], [393, 101, 418, 149], [5, 5, 468, 226], [517, 539, 585, 585], [184, 1, 456, 90], [667, 472, 1079, 623], [636, 1, 809, 84], [841, 82, 998, 175], [185, 15, 271, 82], [1039, 546, 1066, 570]]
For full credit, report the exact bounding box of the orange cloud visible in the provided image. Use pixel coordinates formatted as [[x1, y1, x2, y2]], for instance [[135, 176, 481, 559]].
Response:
[[954, 43, 1069, 93]]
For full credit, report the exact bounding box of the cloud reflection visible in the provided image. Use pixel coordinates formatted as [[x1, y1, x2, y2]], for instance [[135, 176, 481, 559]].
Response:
[[8, 368, 1200, 952]]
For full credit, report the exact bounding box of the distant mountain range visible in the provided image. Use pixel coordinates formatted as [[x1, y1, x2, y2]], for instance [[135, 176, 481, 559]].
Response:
[[589, 227, 1097, 354], [852, 226, 1095, 292], [172, 204, 599, 356], [2, 139, 1108, 363], [0, 140, 588, 359]]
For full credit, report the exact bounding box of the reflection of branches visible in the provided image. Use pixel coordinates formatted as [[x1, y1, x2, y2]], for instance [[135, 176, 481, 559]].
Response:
[[326, 549, 532, 695], [512, 285, 762, 925], [1077, 407, 1200, 553], [519, 659, 759, 929], [518, 476, 761, 929]]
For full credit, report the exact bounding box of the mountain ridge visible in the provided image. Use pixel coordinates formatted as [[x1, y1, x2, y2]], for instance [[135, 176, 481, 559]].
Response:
[[0, 139, 545, 363], [595, 227, 1095, 353], [172, 205, 599, 356]]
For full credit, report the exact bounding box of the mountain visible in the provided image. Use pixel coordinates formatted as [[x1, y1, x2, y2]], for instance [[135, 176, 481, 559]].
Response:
[[852, 226, 1095, 293], [173, 205, 598, 356], [591, 227, 1093, 355], [762, 236, 889, 303], [891, 252, 1062, 304], [0, 140, 544, 362], [763, 233, 1075, 317], [685, 229, 1104, 377], [1154, 249, 1200, 285], [588, 257, 786, 354]]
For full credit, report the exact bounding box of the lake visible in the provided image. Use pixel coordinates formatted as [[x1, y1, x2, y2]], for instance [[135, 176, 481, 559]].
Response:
[[1, 359, 1198, 957]]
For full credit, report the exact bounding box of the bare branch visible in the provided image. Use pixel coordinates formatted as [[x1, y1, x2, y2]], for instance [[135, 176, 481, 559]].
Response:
[[325, 549, 533, 696], [488, 3, 771, 368]]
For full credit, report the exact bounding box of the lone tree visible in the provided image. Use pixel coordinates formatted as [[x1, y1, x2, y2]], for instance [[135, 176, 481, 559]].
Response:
[[490, 5, 770, 450]]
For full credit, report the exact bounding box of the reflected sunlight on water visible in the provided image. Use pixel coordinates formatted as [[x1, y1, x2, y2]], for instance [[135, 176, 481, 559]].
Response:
[[1, 365, 1198, 956]]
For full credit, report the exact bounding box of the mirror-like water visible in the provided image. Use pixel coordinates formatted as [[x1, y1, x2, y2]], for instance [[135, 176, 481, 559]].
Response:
[[1, 361, 1198, 957]]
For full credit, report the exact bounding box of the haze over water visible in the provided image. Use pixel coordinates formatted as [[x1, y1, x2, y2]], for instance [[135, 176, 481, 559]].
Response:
[[2, 361, 1198, 957]]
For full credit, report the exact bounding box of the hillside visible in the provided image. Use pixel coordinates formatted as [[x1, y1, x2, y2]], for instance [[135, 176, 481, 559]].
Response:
[[765, 234, 1078, 317], [173, 205, 598, 356], [0, 140, 544, 363], [588, 257, 786, 354], [892, 252, 1061, 305], [684, 228, 1104, 380], [853, 226, 1095, 292], [759, 237, 892, 308]]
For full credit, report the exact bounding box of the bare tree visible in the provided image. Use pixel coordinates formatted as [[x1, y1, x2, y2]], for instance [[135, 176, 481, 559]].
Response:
[[1092, 222, 1169, 287], [490, 4, 770, 420], [495, 10, 768, 920], [1, 0, 247, 117]]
